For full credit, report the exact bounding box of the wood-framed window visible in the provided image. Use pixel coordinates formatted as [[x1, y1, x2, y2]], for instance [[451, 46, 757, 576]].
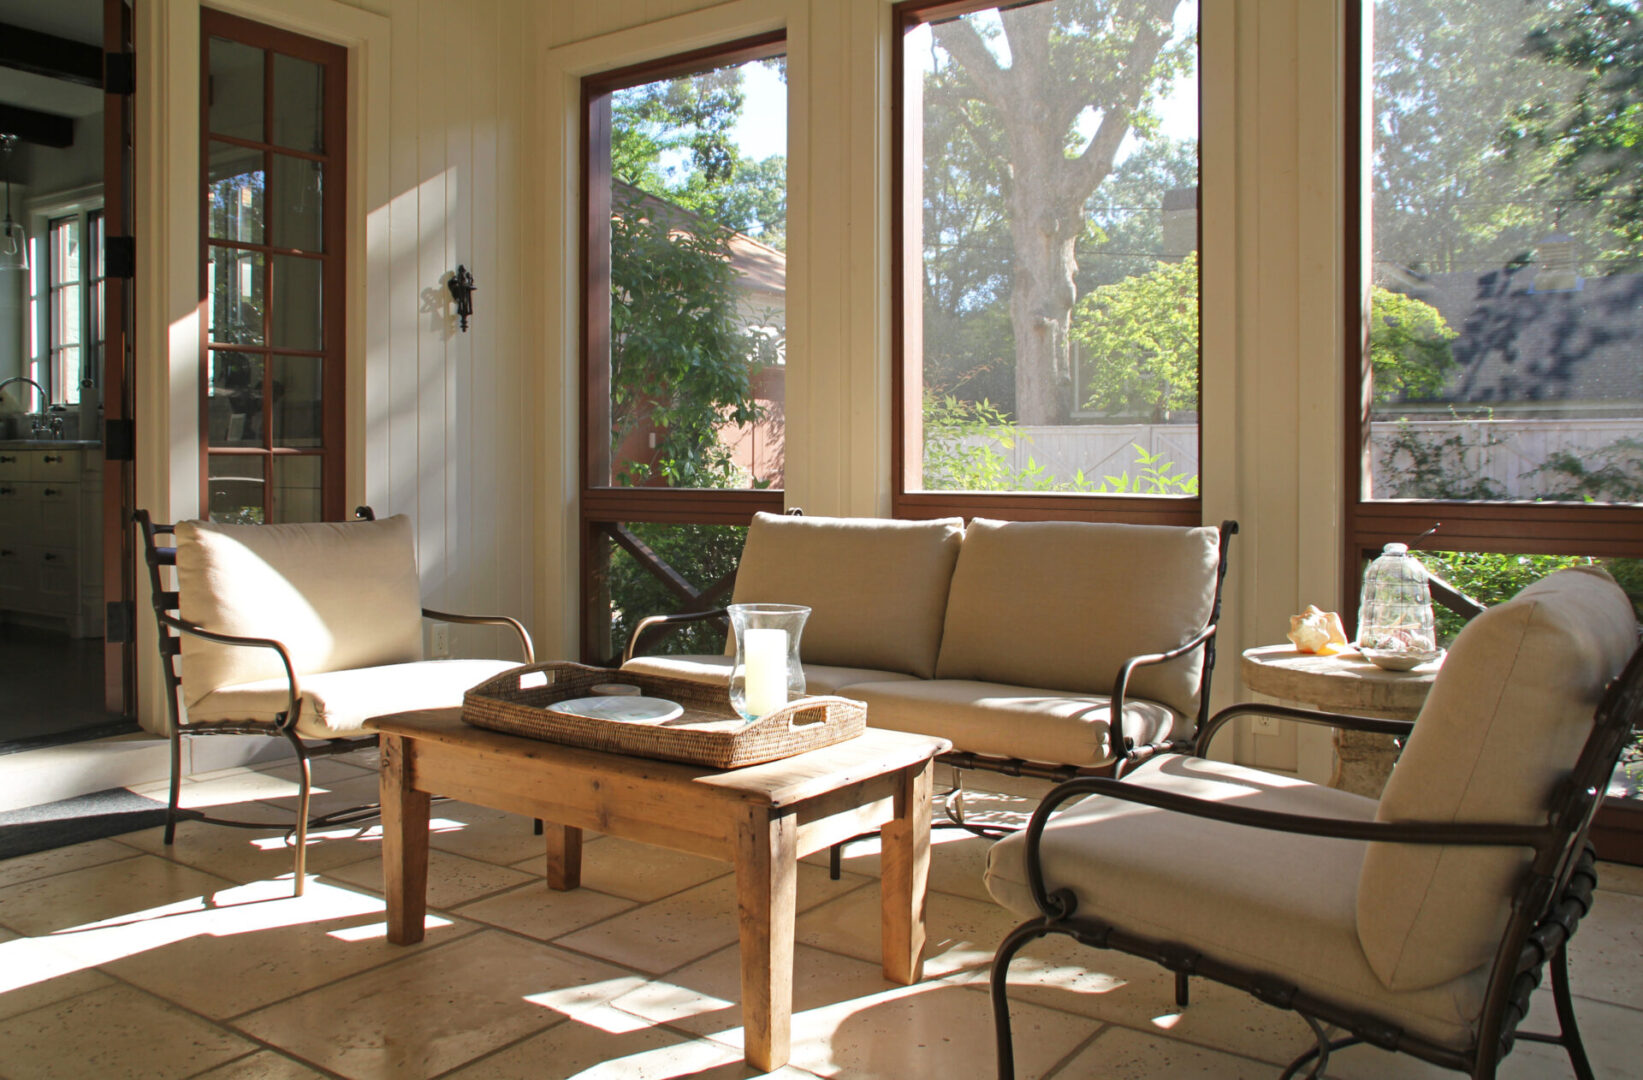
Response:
[[892, 0, 1202, 524], [580, 33, 789, 663], [1345, 0, 1643, 859], [199, 10, 346, 524]]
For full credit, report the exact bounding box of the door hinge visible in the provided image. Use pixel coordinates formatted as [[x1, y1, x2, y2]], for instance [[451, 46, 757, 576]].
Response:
[[106, 235, 135, 279], [105, 52, 135, 96], [104, 418, 135, 461], [107, 600, 136, 643]]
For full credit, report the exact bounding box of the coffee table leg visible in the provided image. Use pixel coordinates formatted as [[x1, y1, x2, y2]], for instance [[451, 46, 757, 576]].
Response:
[[545, 824, 582, 890], [735, 806, 797, 1072], [380, 734, 430, 945], [879, 759, 933, 984]]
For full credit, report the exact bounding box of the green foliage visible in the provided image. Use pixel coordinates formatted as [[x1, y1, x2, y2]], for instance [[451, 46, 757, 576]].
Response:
[[604, 523, 745, 660], [1072, 254, 1199, 420], [1376, 417, 1507, 500], [1525, 437, 1643, 503], [1413, 549, 1599, 644], [1368, 287, 1458, 403]]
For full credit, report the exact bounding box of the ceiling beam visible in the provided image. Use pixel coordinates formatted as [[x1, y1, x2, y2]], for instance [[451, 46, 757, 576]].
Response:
[[0, 23, 104, 89], [0, 103, 75, 149]]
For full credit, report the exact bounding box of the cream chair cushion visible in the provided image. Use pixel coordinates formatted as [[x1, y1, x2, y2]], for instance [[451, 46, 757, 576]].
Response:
[[620, 653, 917, 696], [175, 515, 425, 707], [985, 755, 1488, 1050], [189, 658, 521, 739], [1357, 566, 1637, 991], [935, 519, 1220, 718], [844, 678, 1177, 768], [730, 512, 964, 678]]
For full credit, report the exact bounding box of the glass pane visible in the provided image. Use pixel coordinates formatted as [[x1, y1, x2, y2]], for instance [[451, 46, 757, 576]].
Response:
[[272, 53, 324, 153], [270, 255, 323, 350], [592, 522, 747, 665], [207, 141, 264, 244], [90, 214, 104, 278], [208, 37, 264, 141], [52, 347, 81, 405], [208, 246, 265, 345], [269, 154, 323, 251], [271, 455, 322, 523], [272, 355, 323, 447], [604, 56, 787, 490], [53, 287, 80, 348], [51, 219, 79, 286], [1368, 0, 1643, 504], [207, 351, 264, 447], [207, 454, 265, 524], [904, 0, 1200, 495]]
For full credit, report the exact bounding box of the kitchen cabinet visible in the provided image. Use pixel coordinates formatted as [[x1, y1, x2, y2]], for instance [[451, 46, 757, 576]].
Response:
[[0, 443, 104, 637]]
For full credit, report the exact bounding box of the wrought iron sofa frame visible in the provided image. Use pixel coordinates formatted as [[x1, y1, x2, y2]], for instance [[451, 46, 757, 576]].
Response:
[[990, 640, 1643, 1080], [136, 506, 534, 895]]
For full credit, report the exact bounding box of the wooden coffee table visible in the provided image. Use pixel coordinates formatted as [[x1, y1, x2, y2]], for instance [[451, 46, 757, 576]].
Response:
[[365, 708, 949, 1072]]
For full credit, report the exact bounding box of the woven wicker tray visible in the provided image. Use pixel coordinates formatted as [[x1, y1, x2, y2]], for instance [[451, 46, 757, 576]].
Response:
[[461, 661, 867, 769]]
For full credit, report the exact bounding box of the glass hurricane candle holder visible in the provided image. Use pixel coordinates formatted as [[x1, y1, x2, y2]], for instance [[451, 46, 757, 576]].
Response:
[[1357, 542, 1437, 655], [728, 603, 810, 720]]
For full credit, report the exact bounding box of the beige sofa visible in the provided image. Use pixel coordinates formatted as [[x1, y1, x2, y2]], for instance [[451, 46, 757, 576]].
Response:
[[623, 511, 1237, 777]]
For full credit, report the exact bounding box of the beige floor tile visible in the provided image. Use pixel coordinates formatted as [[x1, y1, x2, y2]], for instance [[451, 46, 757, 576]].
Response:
[[557, 865, 867, 975], [797, 881, 1020, 978], [1597, 860, 1643, 897], [174, 769, 307, 808], [0, 852, 234, 937], [1566, 888, 1643, 1008], [259, 754, 378, 785], [98, 877, 479, 1018], [324, 845, 538, 908], [191, 1050, 334, 1080], [115, 817, 384, 885], [513, 835, 731, 902], [259, 773, 385, 819], [802, 824, 1004, 905], [0, 926, 115, 1021], [427, 801, 568, 866], [0, 837, 144, 889], [234, 929, 650, 1080], [443, 1004, 813, 1079], [1046, 1023, 1275, 1080], [0, 982, 255, 1079], [455, 879, 637, 941]]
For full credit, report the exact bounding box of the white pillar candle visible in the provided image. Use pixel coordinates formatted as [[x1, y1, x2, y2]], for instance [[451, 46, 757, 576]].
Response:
[[742, 627, 788, 718]]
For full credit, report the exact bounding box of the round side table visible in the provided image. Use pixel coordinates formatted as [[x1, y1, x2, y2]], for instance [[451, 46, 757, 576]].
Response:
[[1240, 644, 1441, 798]]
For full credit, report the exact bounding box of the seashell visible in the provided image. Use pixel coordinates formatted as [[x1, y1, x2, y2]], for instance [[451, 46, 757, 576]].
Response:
[[1288, 605, 1350, 654]]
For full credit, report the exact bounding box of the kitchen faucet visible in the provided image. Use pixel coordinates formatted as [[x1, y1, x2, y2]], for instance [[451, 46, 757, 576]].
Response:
[[0, 375, 46, 413]]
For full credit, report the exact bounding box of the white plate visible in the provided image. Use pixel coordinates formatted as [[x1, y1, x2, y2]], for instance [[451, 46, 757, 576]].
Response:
[[550, 695, 685, 724]]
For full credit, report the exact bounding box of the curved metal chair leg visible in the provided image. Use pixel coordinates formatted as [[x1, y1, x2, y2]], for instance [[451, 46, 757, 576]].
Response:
[[164, 723, 183, 845], [1281, 1033, 1362, 1080], [286, 729, 312, 897], [1175, 970, 1189, 1007], [991, 919, 1051, 1080], [1550, 941, 1595, 1080]]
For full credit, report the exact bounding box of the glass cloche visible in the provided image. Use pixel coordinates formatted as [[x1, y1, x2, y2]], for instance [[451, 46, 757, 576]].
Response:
[[1356, 543, 1439, 668]]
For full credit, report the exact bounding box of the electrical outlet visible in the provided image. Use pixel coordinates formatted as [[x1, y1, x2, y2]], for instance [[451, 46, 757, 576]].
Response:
[[430, 623, 450, 657], [1251, 714, 1280, 736]]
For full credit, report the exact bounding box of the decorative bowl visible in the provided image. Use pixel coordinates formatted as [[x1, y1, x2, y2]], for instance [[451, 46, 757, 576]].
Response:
[[1360, 646, 1445, 672]]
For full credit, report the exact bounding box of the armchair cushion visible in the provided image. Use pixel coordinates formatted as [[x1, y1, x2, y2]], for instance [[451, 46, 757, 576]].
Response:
[[188, 658, 521, 739], [985, 755, 1488, 1050], [935, 519, 1221, 717], [175, 515, 425, 707], [1357, 566, 1638, 991], [843, 678, 1177, 768], [729, 512, 964, 678]]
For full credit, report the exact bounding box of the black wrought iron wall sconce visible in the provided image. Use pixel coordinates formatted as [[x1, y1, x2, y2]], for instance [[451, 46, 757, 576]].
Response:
[[448, 265, 477, 332]]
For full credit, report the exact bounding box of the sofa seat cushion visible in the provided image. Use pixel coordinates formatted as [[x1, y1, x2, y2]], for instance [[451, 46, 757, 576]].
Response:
[[176, 515, 425, 706], [187, 658, 522, 740], [621, 654, 916, 696], [985, 755, 1485, 1050], [843, 679, 1179, 768], [730, 512, 965, 678]]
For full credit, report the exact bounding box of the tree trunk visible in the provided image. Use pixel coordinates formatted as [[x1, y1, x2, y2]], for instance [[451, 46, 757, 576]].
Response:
[[1007, 186, 1081, 425]]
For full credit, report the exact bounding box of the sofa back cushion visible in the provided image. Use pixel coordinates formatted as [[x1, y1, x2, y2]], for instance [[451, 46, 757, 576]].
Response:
[[1356, 566, 1637, 991], [176, 515, 425, 706], [935, 519, 1222, 716], [729, 512, 964, 678]]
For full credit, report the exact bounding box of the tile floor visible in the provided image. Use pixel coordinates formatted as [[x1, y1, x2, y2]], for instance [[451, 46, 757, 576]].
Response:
[[1, 750, 1640, 1080]]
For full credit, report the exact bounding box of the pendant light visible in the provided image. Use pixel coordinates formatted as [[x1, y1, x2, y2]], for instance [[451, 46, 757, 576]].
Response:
[[0, 134, 27, 273]]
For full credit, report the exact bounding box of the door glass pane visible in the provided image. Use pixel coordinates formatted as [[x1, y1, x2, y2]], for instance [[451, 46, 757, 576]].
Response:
[[271, 455, 322, 523], [903, 0, 1200, 496], [273, 355, 323, 447], [51, 219, 79, 285], [592, 522, 747, 665], [208, 454, 265, 524], [602, 56, 787, 490], [53, 287, 80, 347], [269, 153, 323, 251], [1367, 0, 1643, 504], [207, 141, 264, 244], [208, 38, 264, 141], [269, 255, 322, 350], [207, 351, 264, 446], [208, 246, 265, 345], [272, 54, 324, 153]]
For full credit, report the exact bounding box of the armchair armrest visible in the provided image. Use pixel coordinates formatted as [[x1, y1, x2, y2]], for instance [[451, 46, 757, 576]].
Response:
[[623, 607, 730, 664], [1193, 702, 1415, 758], [1110, 621, 1218, 774], [157, 611, 304, 730], [422, 608, 535, 663]]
